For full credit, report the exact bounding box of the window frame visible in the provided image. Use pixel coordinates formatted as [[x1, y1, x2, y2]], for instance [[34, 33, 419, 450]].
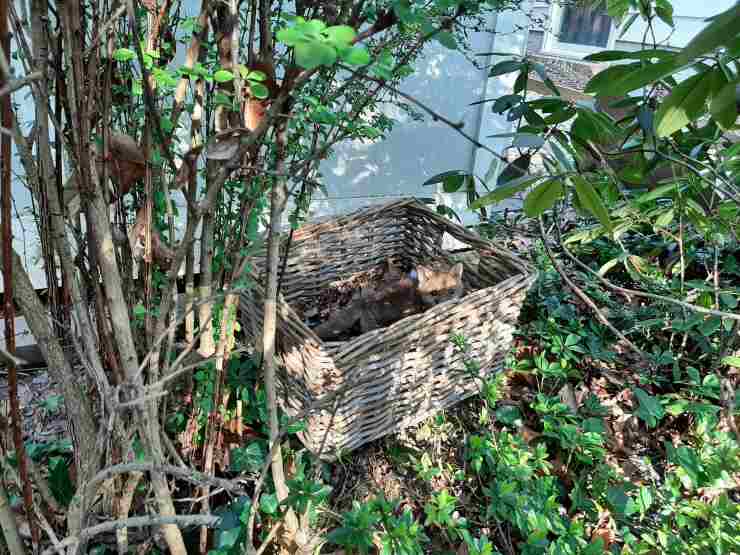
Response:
[[541, 2, 618, 59]]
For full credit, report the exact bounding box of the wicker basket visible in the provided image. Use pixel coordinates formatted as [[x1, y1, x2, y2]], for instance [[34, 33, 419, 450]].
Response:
[[240, 198, 535, 458]]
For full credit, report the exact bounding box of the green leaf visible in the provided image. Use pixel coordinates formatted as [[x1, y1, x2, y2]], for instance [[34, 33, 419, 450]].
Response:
[[488, 60, 522, 77], [600, 59, 681, 97], [607, 0, 630, 19], [571, 109, 620, 144], [133, 304, 146, 319], [295, 41, 337, 69], [249, 82, 270, 99], [584, 49, 676, 62], [213, 69, 235, 83], [276, 26, 303, 46], [112, 48, 136, 62], [342, 46, 371, 66], [247, 70, 267, 81], [523, 180, 564, 218], [655, 0, 674, 27], [583, 64, 635, 95], [260, 493, 279, 515], [654, 208, 675, 227], [633, 388, 665, 428], [422, 170, 469, 188], [572, 176, 612, 232], [436, 31, 457, 50], [710, 79, 738, 129], [325, 25, 356, 46], [655, 73, 711, 137], [678, 5, 740, 64], [635, 181, 680, 203], [470, 175, 542, 209], [722, 356, 740, 368]]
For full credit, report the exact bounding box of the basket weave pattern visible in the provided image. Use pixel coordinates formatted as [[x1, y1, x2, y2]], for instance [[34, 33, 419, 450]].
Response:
[[240, 199, 535, 457]]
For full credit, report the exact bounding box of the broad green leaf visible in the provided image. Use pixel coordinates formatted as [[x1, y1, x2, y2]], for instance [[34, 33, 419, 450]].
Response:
[[488, 60, 522, 77], [572, 176, 612, 232], [584, 64, 636, 95], [342, 46, 371, 66], [655, 0, 674, 27], [470, 175, 542, 208], [635, 182, 680, 203], [584, 49, 675, 62], [655, 73, 711, 137], [523, 180, 564, 217], [710, 79, 738, 129], [295, 41, 337, 70], [249, 82, 270, 99], [422, 170, 469, 187], [600, 59, 681, 97], [112, 48, 136, 62], [213, 69, 235, 83], [607, 0, 630, 19], [678, 5, 740, 64], [571, 109, 620, 144], [325, 25, 356, 45]]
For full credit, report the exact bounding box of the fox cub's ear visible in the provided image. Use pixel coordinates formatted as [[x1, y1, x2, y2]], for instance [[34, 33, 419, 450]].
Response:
[[415, 265, 433, 286]]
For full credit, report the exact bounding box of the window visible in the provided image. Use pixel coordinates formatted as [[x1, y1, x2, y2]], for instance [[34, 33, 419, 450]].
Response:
[[542, 2, 615, 58], [559, 4, 612, 47]]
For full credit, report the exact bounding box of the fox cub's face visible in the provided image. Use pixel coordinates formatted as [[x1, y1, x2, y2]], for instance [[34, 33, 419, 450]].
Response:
[[416, 263, 464, 306]]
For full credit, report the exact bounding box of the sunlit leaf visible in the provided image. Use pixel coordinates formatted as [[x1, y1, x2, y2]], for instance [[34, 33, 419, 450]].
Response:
[[655, 73, 711, 137], [112, 48, 136, 62]]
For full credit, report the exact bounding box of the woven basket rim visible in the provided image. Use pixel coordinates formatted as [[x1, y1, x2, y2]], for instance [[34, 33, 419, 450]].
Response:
[[255, 196, 535, 348]]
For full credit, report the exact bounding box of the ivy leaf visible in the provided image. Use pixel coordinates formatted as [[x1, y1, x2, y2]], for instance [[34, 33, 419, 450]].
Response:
[[112, 48, 136, 62], [654, 72, 711, 137], [249, 82, 270, 99], [633, 388, 665, 429], [295, 41, 337, 69], [213, 69, 235, 83], [276, 26, 303, 46], [325, 25, 356, 46], [678, 5, 740, 64], [247, 70, 267, 81], [260, 493, 279, 515], [572, 176, 612, 232], [342, 46, 371, 66], [523, 180, 564, 217]]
